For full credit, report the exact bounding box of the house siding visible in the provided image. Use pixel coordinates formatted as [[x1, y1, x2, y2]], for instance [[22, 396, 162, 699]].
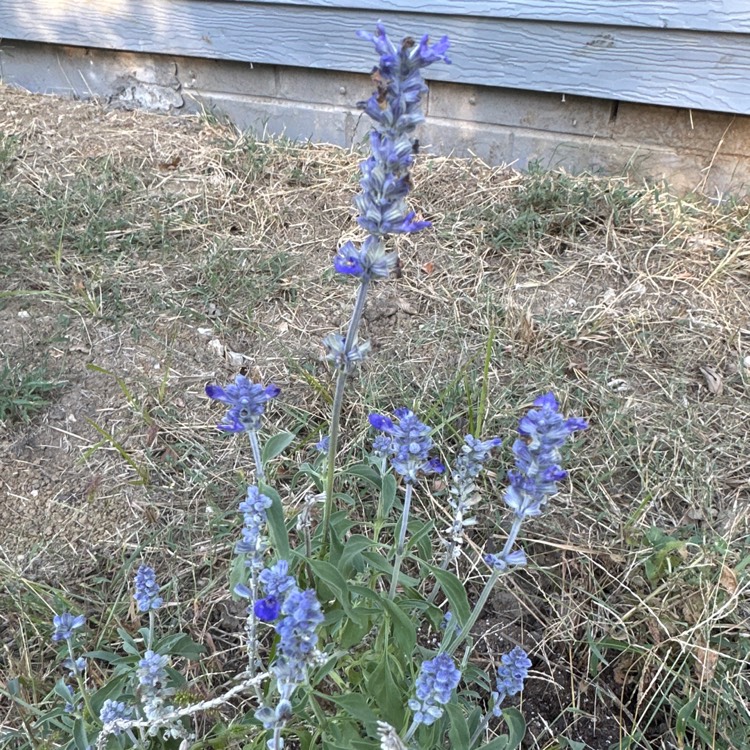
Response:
[[1, 1, 749, 193]]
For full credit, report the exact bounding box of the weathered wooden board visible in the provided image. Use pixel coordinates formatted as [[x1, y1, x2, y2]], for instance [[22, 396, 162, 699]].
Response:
[[1, 0, 749, 114], [220, 0, 750, 34]]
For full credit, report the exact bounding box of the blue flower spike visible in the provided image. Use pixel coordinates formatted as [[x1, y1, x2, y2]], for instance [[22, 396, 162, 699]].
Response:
[[504, 393, 588, 519], [408, 654, 461, 727], [205, 374, 280, 432], [134, 565, 163, 613], [368, 407, 444, 484], [492, 647, 532, 716]]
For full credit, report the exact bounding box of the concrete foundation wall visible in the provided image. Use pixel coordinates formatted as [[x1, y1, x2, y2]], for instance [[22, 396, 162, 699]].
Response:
[[2, 40, 749, 195]]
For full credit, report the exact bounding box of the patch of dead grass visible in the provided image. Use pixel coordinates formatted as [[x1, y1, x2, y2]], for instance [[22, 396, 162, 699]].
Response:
[[0, 84, 748, 749]]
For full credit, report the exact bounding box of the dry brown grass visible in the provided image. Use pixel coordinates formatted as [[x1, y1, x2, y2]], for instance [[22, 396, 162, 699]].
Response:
[[0, 84, 748, 749]]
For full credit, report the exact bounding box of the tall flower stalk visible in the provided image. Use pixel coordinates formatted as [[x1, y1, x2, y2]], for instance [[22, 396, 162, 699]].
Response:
[[320, 26, 451, 549], [368, 407, 444, 598], [448, 393, 587, 653]]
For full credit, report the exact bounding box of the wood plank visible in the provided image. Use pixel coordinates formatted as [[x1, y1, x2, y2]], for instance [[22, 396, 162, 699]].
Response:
[[218, 0, 750, 34], [1, 0, 749, 114]]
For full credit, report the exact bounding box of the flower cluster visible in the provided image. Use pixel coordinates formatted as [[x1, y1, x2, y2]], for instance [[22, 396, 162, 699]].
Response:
[[137, 650, 169, 692], [353, 24, 451, 240], [235, 485, 273, 568], [254, 571, 325, 740], [51, 612, 85, 642], [504, 392, 588, 519], [205, 374, 280, 433], [492, 647, 532, 716], [134, 565, 163, 612], [369, 408, 444, 483], [443, 435, 502, 560], [100, 699, 133, 734], [322, 332, 371, 373], [408, 654, 461, 727]]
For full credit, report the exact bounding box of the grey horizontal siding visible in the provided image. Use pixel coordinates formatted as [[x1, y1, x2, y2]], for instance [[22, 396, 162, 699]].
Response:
[[221, 0, 750, 34], [1, 0, 749, 114]]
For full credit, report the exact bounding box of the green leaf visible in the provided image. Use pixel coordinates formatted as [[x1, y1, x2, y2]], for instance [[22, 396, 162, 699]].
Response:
[[305, 558, 360, 622], [260, 482, 290, 560], [72, 718, 88, 750], [381, 597, 417, 656], [116, 627, 141, 656], [153, 632, 205, 659], [361, 551, 420, 588], [326, 692, 379, 729], [338, 534, 372, 577], [378, 473, 397, 520], [502, 707, 526, 750], [675, 694, 700, 740], [418, 561, 471, 626], [366, 656, 404, 729], [446, 702, 471, 750], [343, 463, 382, 490], [479, 738, 509, 750], [261, 431, 296, 464]]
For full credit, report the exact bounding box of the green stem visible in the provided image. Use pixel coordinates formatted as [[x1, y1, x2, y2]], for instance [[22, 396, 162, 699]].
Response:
[[468, 710, 493, 748], [446, 568, 501, 655], [321, 278, 371, 551], [66, 641, 94, 721], [388, 482, 414, 600], [248, 430, 264, 482]]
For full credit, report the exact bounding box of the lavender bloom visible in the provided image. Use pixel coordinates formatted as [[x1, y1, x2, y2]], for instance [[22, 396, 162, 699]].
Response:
[[100, 699, 133, 734], [333, 236, 398, 281], [205, 374, 280, 432], [275, 588, 325, 684], [259, 560, 299, 602], [322, 332, 371, 372], [134, 565, 163, 613], [315, 435, 330, 454], [443, 435, 502, 559], [350, 26, 451, 240], [51, 612, 85, 642], [368, 408, 444, 484], [235, 485, 273, 566], [484, 548, 527, 571], [137, 650, 169, 691], [254, 596, 281, 622], [504, 393, 587, 519], [407, 654, 461, 727], [492, 647, 532, 716], [62, 656, 86, 676]]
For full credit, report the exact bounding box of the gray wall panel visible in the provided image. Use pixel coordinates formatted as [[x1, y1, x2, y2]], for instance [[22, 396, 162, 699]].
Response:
[[0, 0, 749, 114]]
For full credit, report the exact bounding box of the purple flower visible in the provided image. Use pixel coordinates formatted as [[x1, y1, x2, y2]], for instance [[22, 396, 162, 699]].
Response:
[[344, 26, 450, 241], [322, 332, 371, 372], [333, 236, 398, 280], [100, 699, 133, 733], [315, 435, 330, 454], [259, 560, 298, 602], [51, 612, 85, 642], [236, 485, 273, 565], [274, 588, 325, 684], [137, 650, 169, 691], [205, 374, 280, 432], [134, 565, 163, 613], [368, 408, 444, 484], [492, 647, 532, 716], [254, 596, 281, 622], [62, 656, 86, 676], [407, 654, 461, 727], [484, 548, 527, 571], [504, 393, 587, 519]]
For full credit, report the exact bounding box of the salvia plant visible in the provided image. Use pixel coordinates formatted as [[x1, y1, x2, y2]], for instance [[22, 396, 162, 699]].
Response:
[[7, 24, 589, 750]]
